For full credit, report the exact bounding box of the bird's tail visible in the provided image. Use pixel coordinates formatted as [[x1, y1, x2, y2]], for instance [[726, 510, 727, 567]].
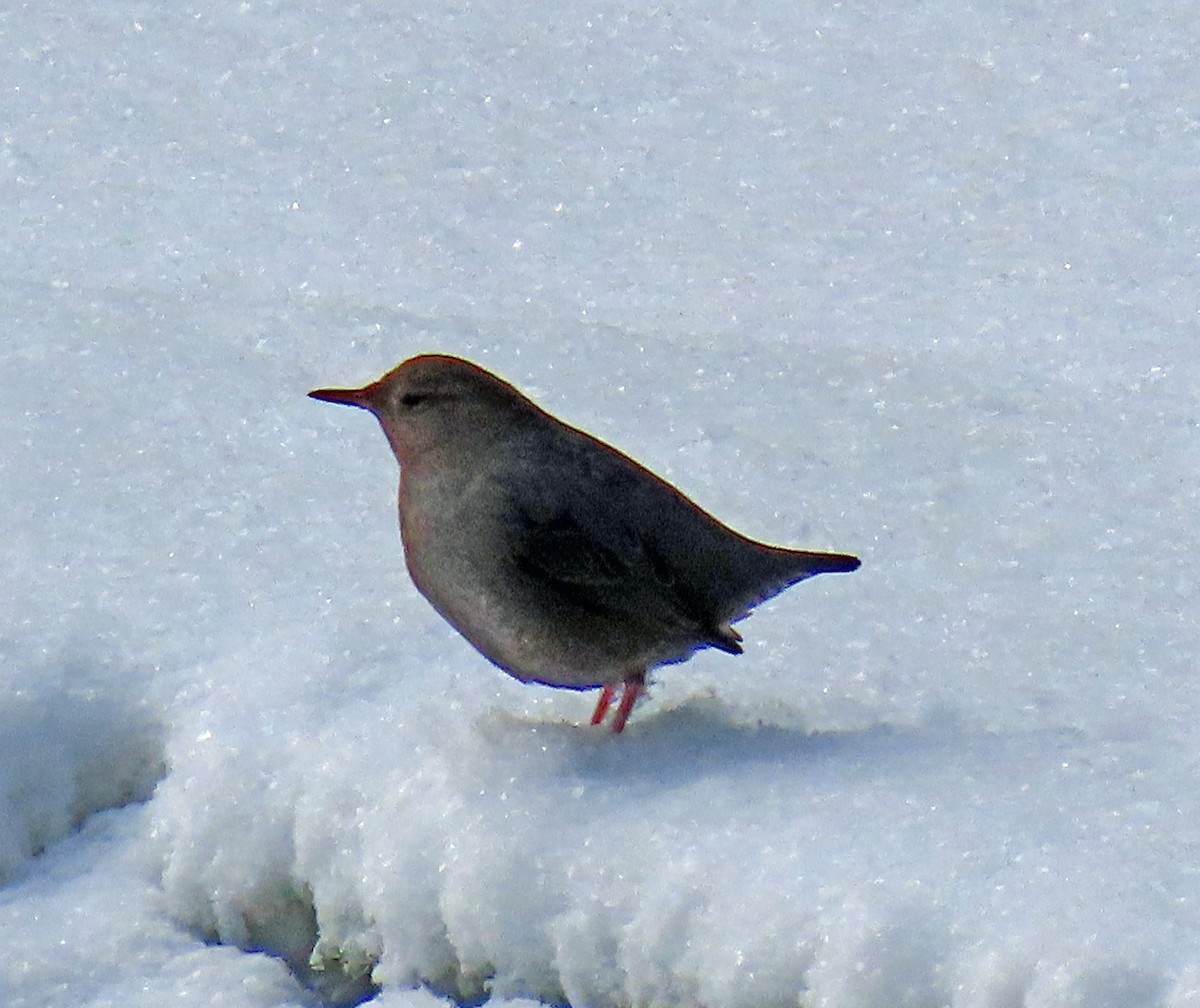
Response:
[[719, 543, 861, 626]]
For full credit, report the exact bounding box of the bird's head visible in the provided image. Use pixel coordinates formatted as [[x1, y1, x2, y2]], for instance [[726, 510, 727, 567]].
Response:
[[309, 354, 540, 468]]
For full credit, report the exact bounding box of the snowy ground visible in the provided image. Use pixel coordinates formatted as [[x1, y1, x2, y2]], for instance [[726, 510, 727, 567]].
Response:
[[2, 2, 1199, 1006]]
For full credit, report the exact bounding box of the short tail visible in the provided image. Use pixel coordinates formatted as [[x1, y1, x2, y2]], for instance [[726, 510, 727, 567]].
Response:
[[715, 540, 862, 627]]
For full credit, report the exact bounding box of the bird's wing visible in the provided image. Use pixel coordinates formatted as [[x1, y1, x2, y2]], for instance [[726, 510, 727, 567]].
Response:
[[498, 488, 739, 653], [508, 506, 631, 593]]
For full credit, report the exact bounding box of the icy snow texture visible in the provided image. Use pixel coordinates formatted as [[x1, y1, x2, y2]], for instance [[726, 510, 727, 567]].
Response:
[[2, 1, 1199, 1006]]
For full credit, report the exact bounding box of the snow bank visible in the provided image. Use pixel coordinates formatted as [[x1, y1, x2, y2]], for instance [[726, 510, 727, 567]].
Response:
[[151, 681, 1200, 1008]]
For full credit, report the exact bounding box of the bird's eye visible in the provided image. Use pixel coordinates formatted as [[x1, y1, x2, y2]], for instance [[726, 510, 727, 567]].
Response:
[[400, 393, 428, 408]]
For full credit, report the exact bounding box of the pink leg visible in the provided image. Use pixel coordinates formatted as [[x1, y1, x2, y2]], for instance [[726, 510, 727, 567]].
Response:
[[590, 684, 616, 725], [610, 673, 646, 734]]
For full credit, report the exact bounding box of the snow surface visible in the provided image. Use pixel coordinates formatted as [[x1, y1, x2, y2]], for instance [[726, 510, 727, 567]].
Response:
[[2, 1, 1199, 1006]]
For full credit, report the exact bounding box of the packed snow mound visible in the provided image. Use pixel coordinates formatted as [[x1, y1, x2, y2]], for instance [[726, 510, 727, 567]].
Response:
[[151, 682, 1200, 1008]]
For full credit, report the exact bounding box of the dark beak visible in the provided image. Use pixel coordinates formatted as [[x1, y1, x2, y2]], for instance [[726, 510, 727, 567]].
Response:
[[308, 385, 376, 410]]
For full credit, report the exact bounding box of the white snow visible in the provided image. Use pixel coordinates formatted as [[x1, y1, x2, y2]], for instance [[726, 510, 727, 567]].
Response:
[[2, 1, 1198, 1006]]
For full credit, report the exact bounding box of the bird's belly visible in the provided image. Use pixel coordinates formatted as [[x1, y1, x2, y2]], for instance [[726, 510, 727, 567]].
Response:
[[401, 521, 623, 689]]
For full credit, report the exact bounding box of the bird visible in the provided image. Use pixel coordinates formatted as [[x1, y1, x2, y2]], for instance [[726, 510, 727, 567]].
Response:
[[309, 354, 860, 733]]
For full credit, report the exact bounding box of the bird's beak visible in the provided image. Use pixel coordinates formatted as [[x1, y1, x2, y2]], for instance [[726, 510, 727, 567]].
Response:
[[308, 384, 377, 410]]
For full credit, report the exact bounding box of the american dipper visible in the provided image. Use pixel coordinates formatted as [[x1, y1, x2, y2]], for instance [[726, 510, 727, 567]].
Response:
[[309, 354, 860, 732]]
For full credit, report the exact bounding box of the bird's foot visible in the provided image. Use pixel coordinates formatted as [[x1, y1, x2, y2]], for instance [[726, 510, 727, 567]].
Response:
[[590, 673, 645, 733]]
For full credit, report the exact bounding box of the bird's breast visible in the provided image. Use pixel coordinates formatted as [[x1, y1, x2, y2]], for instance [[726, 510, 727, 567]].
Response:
[[398, 472, 507, 630]]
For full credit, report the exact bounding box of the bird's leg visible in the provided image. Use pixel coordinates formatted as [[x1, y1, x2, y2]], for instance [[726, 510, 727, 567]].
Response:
[[610, 672, 646, 733], [590, 684, 616, 725]]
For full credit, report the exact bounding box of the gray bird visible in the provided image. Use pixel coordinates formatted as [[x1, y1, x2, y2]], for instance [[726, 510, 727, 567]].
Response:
[[309, 354, 860, 732]]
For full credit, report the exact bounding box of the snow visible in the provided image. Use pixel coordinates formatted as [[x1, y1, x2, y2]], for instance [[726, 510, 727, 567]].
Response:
[[2, 1, 1199, 1005]]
